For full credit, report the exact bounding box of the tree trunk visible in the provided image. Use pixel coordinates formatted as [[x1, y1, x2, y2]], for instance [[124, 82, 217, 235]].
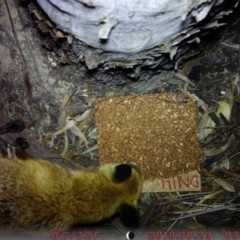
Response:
[[36, 0, 239, 82]]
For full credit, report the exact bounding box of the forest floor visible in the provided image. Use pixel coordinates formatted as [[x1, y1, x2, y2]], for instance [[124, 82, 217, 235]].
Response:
[[0, 0, 240, 239]]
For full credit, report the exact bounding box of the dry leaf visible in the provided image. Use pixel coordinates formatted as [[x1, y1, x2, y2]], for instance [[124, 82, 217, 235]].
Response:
[[46, 20, 54, 28], [173, 202, 186, 210], [179, 88, 208, 112], [55, 30, 65, 38], [69, 125, 88, 146], [61, 132, 69, 157], [58, 94, 69, 129], [52, 109, 92, 136], [175, 73, 197, 87], [182, 221, 205, 230], [77, 109, 95, 132], [88, 128, 97, 139], [198, 112, 214, 140], [80, 144, 98, 155], [213, 178, 235, 192], [216, 101, 231, 120], [197, 190, 223, 206], [74, 108, 92, 122], [67, 35, 73, 44], [209, 101, 231, 132], [203, 134, 235, 156], [220, 167, 240, 178], [169, 192, 186, 209], [203, 168, 235, 192], [32, 9, 43, 20]]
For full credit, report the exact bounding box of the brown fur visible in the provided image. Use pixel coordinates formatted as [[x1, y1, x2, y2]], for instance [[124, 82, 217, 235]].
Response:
[[0, 157, 142, 232]]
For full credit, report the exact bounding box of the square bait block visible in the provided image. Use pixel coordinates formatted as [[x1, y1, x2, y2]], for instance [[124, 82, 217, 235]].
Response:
[[95, 93, 200, 192]]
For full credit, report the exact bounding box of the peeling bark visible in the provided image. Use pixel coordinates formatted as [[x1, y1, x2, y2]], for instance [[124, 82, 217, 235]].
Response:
[[36, 0, 239, 82]]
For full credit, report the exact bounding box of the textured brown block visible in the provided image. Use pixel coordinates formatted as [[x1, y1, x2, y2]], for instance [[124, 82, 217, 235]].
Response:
[[95, 93, 201, 192]]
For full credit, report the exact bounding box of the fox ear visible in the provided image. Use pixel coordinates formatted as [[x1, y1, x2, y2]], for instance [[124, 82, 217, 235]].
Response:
[[119, 204, 139, 227], [114, 164, 132, 182]]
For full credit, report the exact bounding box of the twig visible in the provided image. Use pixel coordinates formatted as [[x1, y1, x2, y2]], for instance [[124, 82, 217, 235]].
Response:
[[167, 203, 195, 232], [32, 107, 46, 141], [140, 195, 158, 227], [201, 122, 239, 147], [4, 0, 32, 99], [167, 203, 240, 221]]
